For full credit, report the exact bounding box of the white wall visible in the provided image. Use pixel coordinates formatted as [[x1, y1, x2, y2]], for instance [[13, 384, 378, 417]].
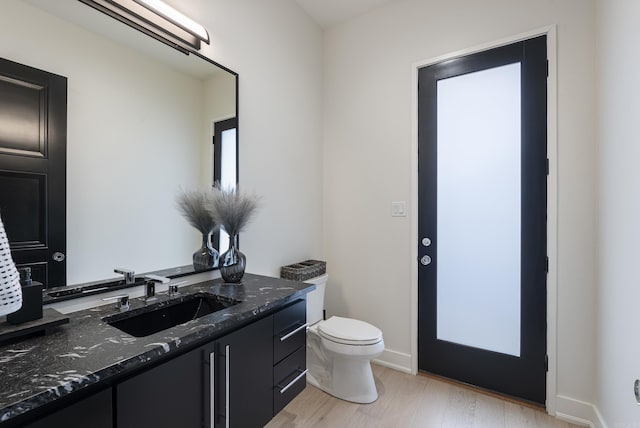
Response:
[[201, 72, 236, 187], [323, 0, 597, 416], [168, 0, 325, 275], [596, 0, 640, 425]]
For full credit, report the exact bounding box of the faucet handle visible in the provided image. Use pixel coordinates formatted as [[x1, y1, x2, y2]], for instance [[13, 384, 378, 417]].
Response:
[[143, 275, 170, 284], [114, 268, 136, 284], [103, 294, 130, 311], [168, 284, 179, 296]]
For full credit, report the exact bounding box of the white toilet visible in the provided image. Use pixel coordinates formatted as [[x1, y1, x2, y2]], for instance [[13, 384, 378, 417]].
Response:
[[304, 274, 384, 403]]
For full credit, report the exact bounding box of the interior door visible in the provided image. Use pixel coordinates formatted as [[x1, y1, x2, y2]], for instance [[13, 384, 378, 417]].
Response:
[[212, 117, 237, 252], [417, 36, 547, 404], [0, 57, 67, 288]]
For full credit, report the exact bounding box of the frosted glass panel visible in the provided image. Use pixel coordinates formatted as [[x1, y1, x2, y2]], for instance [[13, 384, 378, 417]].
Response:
[[220, 128, 237, 190], [219, 127, 237, 252], [436, 63, 521, 357]]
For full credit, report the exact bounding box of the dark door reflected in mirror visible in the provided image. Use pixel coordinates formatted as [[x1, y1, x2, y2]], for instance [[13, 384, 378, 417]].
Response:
[[213, 117, 238, 251], [1, 0, 238, 288], [0, 58, 67, 288]]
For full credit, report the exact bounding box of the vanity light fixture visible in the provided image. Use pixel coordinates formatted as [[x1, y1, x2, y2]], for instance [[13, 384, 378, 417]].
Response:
[[78, 0, 210, 53], [133, 0, 209, 44]]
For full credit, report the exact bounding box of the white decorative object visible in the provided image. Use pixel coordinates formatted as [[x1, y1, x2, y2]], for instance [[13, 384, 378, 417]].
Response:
[[0, 217, 22, 316]]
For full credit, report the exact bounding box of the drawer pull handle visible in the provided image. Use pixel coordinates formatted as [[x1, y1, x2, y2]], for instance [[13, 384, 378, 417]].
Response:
[[209, 351, 216, 427], [280, 323, 309, 342], [277, 369, 308, 394], [225, 345, 230, 428]]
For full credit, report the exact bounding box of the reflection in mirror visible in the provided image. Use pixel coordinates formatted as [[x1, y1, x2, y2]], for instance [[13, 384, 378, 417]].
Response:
[[213, 118, 238, 251], [2, 0, 237, 287]]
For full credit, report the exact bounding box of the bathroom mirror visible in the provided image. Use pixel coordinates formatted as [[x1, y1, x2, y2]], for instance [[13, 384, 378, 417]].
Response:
[[1, 0, 237, 287]]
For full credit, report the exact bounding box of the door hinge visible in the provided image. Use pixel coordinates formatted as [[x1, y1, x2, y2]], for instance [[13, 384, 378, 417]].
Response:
[[546, 59, 549, 77], [545, 354, 549, 372], [545, 158, 550, 175], [545, 257, 549, 273]]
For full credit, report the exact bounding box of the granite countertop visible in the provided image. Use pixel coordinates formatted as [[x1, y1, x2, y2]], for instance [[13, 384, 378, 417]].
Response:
[[0, 273, 314, 426]]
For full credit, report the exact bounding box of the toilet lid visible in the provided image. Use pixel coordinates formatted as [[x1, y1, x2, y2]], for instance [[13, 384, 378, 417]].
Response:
[[318, 316, 382, 345]]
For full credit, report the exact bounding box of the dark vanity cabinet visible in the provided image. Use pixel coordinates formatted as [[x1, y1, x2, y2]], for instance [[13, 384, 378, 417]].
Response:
[[115, 299, 308, 428], [24, 389, 112, 428], [17, 299, 308, 428], [207, 316, 274, 428], [272, 299, 308, 414], [116, 347, 204, 428], [207, 299, 308, 427]]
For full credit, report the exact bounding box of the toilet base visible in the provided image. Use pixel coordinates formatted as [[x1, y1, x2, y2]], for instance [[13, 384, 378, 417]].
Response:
[[306, 319, 384, 405], [307, 356, 379, 404]]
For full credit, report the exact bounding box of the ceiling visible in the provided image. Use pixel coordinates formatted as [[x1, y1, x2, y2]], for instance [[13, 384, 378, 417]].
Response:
[[294, 0, 400, 28]]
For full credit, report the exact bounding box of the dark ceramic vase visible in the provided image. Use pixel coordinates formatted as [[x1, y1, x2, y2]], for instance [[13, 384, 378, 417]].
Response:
[[193, 233, 219, 268], [220, 235, 246, 283]]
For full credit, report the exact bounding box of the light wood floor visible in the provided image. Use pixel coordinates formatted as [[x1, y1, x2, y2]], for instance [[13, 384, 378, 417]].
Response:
[[266, 365, 581, 428]]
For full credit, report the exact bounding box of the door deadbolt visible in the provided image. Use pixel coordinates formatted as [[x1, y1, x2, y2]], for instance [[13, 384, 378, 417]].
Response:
[[422, 237, 431, 247], [52, 252, 66, 262], [420, 255, 431, 266]]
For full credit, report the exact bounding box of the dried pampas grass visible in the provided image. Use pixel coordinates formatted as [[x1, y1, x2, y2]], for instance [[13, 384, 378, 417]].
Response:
[[175, 188, 220, 235], [211, 185, 259, 237]]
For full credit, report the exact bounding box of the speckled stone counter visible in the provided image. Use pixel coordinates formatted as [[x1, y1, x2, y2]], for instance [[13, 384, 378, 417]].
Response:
[[0, 273, 314, 426]]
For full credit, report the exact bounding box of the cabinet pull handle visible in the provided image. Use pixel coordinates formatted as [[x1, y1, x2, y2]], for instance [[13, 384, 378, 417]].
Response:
[[279, 323, 309, 342], [276, 369, 308, 394], [209, 351, 215, 428], [225, 344, 230, 428]]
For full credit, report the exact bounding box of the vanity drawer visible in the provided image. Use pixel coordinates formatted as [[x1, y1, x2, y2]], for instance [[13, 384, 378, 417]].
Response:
[[273, 345, 307, 414], [273, 299, 307, 364]]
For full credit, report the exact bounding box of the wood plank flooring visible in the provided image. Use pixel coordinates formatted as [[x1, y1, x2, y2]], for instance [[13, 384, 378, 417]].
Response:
[[266, 365, 581, 428]]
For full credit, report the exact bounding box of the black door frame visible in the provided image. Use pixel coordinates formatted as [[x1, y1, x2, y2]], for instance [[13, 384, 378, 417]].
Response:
[[413, 34, 550, 405], [212, 117, 238, 252]]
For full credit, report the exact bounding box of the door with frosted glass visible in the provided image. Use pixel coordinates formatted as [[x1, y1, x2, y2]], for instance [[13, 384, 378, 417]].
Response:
[[417, 36, 547, 404]]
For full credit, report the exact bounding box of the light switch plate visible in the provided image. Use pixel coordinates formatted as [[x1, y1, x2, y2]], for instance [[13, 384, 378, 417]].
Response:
[[391, 201, 406, 217]]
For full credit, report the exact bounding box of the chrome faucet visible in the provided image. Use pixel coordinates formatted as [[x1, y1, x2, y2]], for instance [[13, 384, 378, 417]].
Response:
[[114, 268, 136, 284], [143, 275, 170, 302], [103, 294, 130, 311]]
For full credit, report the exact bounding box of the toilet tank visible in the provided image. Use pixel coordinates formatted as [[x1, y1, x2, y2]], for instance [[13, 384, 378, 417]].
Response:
[[304, 274, 327, 325]]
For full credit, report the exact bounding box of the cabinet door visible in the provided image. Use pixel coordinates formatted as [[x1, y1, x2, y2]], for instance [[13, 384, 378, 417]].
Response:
[[210, 316, 273, 428], [117, 347, 205, 428], [24, 388, 112, 428]]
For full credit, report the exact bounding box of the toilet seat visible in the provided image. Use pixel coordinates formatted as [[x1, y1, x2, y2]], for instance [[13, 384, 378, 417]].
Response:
[[318, 316, 382, 346]]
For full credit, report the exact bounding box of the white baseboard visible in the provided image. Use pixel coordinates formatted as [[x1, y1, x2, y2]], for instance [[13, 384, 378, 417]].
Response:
[[592, 406, 608, 428], [372, 348, 412, 374], [555, 395, 608, 428]]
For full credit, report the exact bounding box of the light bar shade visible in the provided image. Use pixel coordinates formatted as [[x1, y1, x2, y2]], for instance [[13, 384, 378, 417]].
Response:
[[134, 0, 209, 44], [79, 0, 210, 52]]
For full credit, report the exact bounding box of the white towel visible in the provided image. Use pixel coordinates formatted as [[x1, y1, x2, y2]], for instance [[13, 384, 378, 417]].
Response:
[[0, 217, 21, 316]]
